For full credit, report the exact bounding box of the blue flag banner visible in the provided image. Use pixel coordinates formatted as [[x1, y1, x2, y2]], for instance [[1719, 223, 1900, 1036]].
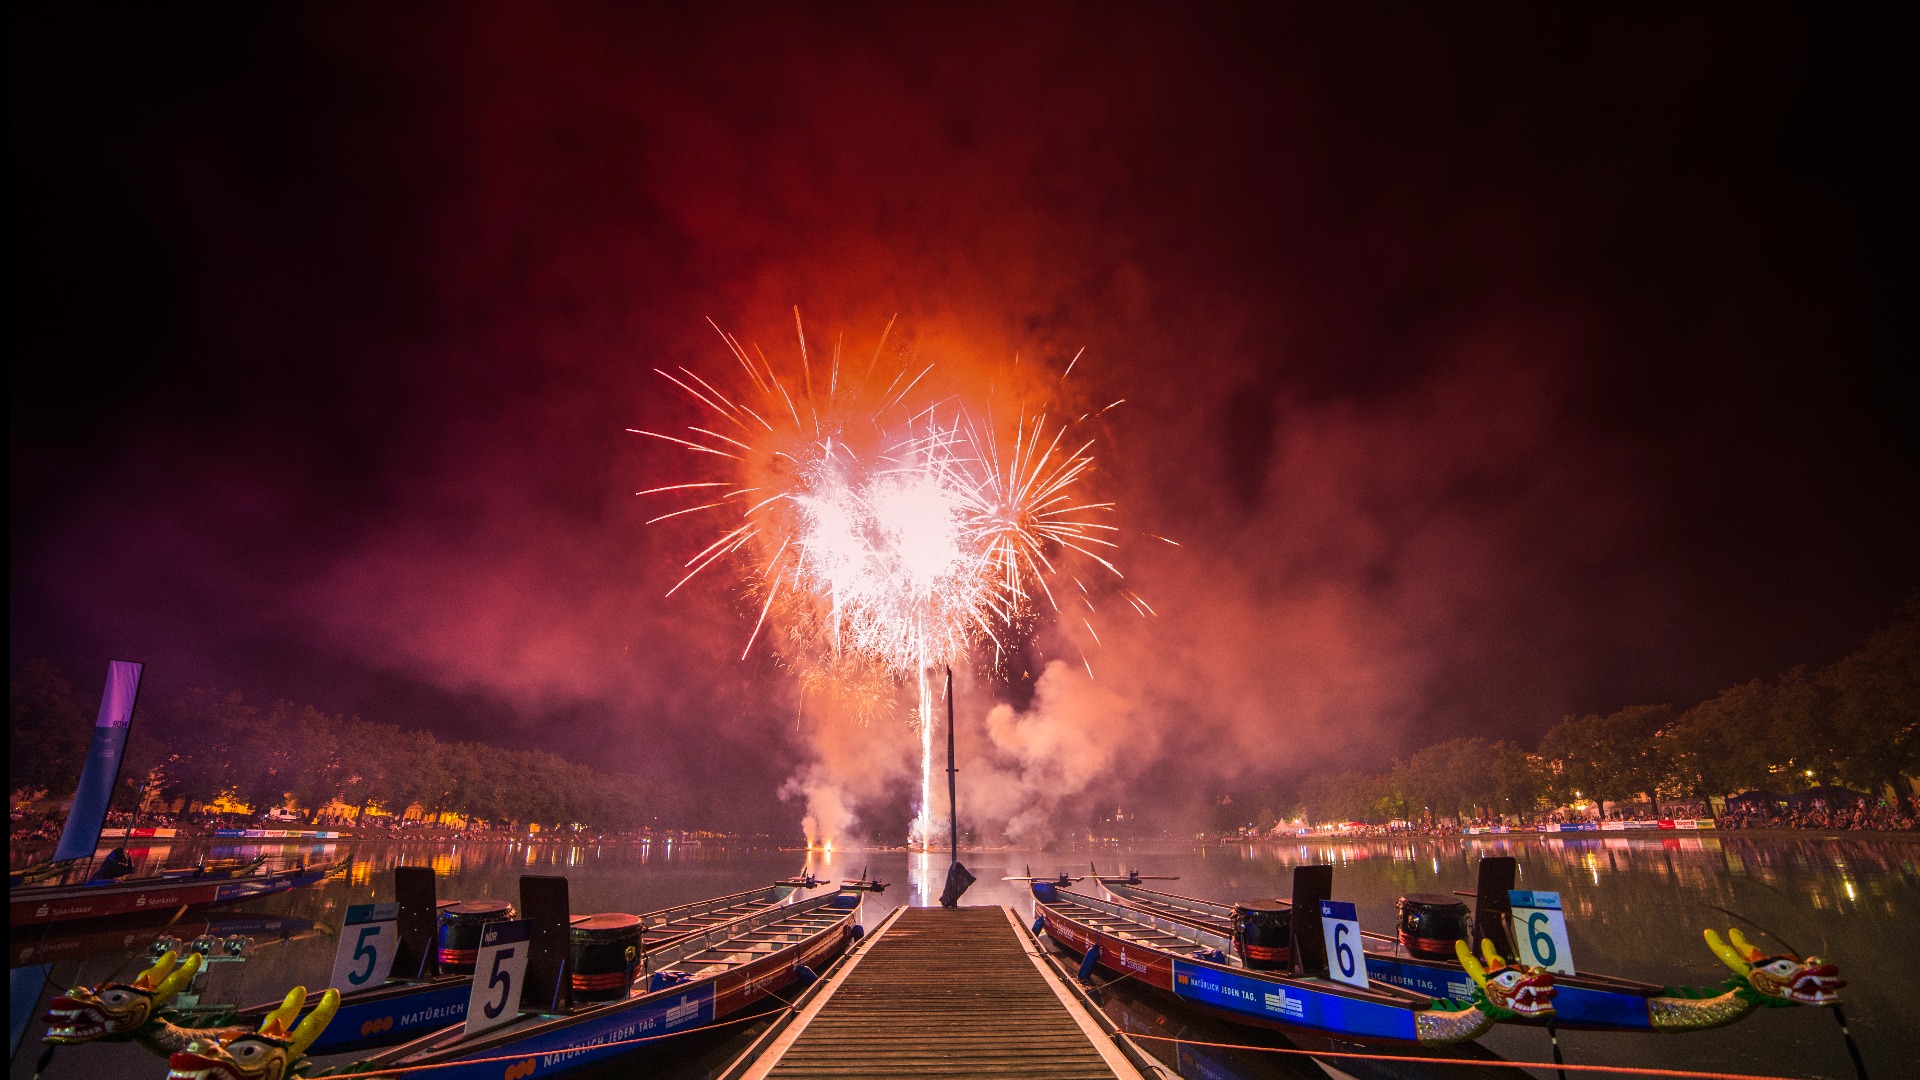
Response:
[[52, 660, 144, 862]]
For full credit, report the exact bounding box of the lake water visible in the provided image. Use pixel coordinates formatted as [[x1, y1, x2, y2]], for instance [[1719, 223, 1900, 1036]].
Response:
[[10, 832, 1915, 1079]]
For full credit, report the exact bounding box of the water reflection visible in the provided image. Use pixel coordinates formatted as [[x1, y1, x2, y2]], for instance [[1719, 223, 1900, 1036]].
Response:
[[8, 834, 1913, 1080]]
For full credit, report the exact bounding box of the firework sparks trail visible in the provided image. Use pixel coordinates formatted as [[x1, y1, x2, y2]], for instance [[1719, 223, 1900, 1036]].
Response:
[[633, 313, 1131, 844]]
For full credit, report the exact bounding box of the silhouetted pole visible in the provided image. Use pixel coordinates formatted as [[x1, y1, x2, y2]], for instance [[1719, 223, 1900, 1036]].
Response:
[[936, 667, 975, 908], [946, 667, 958, 863]]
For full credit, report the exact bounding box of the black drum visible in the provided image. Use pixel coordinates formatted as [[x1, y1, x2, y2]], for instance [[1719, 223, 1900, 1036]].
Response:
[[1397, 894, 1470, 960], [437, 899, 514, 975], [570, 913, 643, 1002], [1231, 900, 1291, 970]]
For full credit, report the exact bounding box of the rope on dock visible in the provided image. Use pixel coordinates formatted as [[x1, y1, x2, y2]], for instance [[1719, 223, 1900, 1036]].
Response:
[[1116, 1031, 1814, 1080]]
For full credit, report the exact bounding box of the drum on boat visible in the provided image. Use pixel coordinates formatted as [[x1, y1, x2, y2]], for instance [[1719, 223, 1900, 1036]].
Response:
[[437, 899, 514, 975], [1231, 900, 1291, 970], [1397, 894, 1470, 960], [570, 913, 643, 1002]]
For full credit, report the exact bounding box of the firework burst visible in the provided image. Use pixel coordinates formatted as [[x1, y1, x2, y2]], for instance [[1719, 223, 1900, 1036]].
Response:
[[633, 312, 1129, 842]]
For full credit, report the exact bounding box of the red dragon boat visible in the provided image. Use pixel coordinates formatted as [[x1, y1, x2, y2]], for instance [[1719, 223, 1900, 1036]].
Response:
[[10, 856, 348, 929]]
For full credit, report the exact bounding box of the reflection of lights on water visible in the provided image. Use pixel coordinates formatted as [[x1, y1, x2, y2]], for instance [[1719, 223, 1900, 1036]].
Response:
[[1842, 878, 1856, 901], [911, 850, 937, 904]]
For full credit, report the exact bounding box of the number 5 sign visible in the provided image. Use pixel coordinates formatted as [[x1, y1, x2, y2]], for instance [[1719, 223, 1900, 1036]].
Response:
[[464, 919, 530, 1038], [1319, 900, 1370, 989], [329, 903, 398, 993], [1508, 890, 1575, 974]]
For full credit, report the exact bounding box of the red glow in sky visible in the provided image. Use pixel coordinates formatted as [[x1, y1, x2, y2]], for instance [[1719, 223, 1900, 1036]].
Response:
[[10, 6, 1916, 831]]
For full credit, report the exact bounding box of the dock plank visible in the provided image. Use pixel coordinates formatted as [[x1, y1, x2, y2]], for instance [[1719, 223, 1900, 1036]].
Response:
[[753, 906, 1130, 1080]]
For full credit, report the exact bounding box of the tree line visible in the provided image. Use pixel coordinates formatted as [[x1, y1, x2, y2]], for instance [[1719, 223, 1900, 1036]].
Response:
[[9, 666, 665, 832], [1287, 602, 1918, 826]]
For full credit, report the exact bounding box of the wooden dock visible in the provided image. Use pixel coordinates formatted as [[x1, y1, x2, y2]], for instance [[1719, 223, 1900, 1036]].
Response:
[[735, 905, 1144, 1080]]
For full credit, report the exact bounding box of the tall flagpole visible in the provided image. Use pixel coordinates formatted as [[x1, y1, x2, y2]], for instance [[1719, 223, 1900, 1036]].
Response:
[[937, 667, 973, 908], [945, 667, 958, 863]]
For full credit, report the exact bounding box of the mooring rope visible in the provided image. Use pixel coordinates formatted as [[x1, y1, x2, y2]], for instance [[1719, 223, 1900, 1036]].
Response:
[[1115, 1030, 1812, 1080]]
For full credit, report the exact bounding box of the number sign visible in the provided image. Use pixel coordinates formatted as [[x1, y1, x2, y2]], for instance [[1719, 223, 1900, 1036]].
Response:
[[463, 919, 530, 1038], [1318, 900, 1370, 989], [1507, 890, 1575, 975], [328, 903, 398, 993]]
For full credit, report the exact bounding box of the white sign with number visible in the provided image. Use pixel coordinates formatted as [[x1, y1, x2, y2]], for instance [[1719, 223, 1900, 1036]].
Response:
[[1318, 900, 1370, 989], [329, 903, 398, 993], [463, 919, 530, 1038], [1508, 890, 1575, 975]]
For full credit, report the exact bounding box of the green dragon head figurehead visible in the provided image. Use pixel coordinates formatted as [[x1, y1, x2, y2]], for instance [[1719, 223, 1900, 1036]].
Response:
[[1455, 938, 1556, 1018], [44, 951, 209, 1044], [1705, 928, 1844, 1006]]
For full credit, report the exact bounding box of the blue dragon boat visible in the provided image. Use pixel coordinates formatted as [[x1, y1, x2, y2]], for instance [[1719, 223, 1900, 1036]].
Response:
[[46, 867, 828, 1059], [1100, 856, 1844, 1033], [1036, 865, 1556, 1045]]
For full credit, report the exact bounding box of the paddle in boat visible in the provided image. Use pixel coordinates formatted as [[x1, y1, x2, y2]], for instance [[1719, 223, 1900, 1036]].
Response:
[[1034, 864, 1556, 1045], [1099, 855, 1846, 1033]]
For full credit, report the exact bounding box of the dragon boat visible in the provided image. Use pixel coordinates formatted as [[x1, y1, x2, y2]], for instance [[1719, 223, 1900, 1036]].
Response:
[[1034, 865, 1556, 1045], [149, 874, 873, 1080], [44, 866, 834, 1059], [1099, 856, 1846, 1033], [10, 854, 347, 929]]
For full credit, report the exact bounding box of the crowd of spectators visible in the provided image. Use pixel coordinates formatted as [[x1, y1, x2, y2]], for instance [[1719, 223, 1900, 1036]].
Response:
[[1233, 795, 1917, 841], [10, 802, 733, 867], [1717, 795, 1918, 831]]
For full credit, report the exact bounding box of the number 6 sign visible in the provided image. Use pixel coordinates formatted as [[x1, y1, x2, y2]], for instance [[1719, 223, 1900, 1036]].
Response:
[[1508, 890, 1575, 975], [464, 919, 530, 1037], [328, 903, 398, 993], [1319, 900, 1370, 989]]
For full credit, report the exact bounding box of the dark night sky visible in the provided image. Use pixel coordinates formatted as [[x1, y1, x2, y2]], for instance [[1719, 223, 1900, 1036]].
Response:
[[11, 5, 1916, 832]]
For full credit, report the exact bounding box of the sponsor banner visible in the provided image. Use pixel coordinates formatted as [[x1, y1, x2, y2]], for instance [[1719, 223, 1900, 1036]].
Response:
[[1365, 956, 1476, 1003], [315, 981, 469, 1055], [509, 984, 715, 1073], [1171, 959, 1417, 1040]]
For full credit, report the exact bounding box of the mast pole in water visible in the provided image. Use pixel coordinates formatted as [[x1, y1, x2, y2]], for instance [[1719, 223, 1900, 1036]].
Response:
[[946, 667, 958, 864]]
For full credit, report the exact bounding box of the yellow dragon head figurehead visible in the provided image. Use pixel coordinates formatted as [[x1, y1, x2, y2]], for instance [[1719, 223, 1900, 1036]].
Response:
[[44, 951, 206, 1044], [1455, 938, 1556, 1018], [163, 986, 339, 1080], [1705, 928, 1844, 1006]]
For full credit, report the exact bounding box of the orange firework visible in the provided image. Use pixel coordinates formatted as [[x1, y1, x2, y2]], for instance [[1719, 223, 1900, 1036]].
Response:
[[632, 312, 1127, 842]]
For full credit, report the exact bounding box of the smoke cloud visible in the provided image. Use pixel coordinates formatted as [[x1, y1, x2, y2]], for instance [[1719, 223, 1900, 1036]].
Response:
[[12, 7, 1914, 836]]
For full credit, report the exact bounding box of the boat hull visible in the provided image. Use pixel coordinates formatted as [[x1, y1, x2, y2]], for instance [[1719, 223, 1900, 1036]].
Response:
[[1104, 879, 1668, 1034], [360, 894, 859, 1078], [9, 861, 341, 929], [305, 978, 473, 1055], [1038, 899, 1435, 1044]]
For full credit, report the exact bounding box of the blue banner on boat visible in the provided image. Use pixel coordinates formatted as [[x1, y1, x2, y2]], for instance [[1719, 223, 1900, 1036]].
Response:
[[53, 660, 144, 863], [1170, 960, 1417, 1041]]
